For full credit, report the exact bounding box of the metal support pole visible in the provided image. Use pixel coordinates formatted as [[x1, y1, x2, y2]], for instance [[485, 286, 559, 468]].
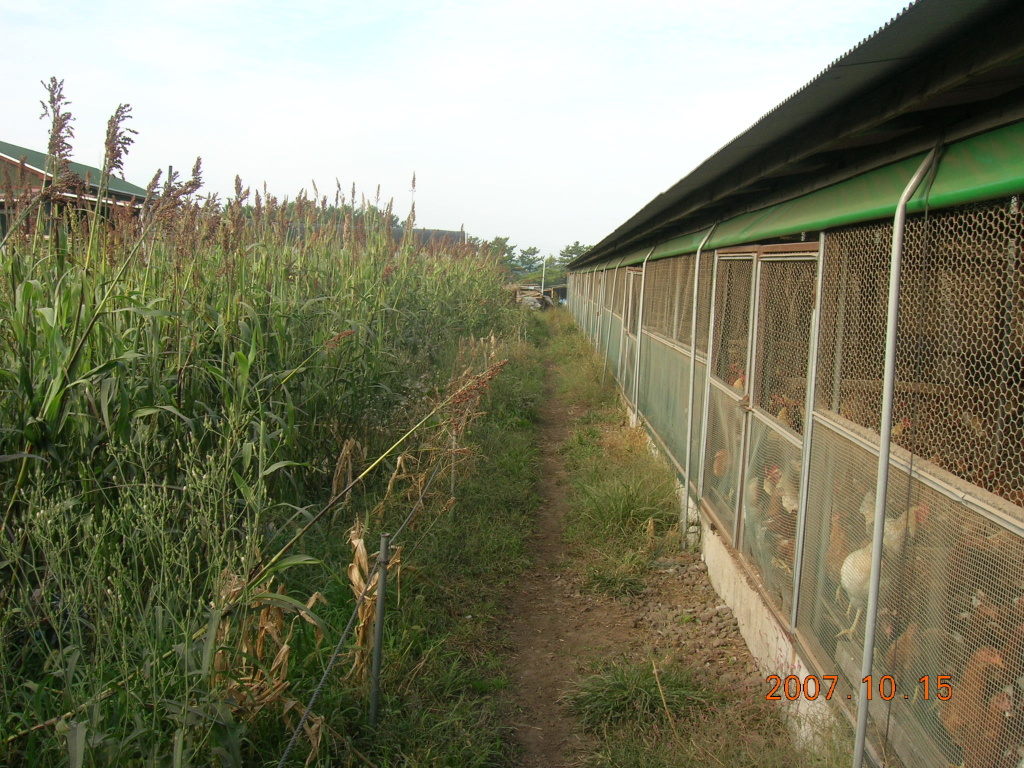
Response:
[[683, 227, 715, 545], [369, 532, 391, 727], [790, 232, 827, 630], [852, 148, 938, 768], [734, 256, 760, 548], [632, 248, 656, 417], [671, 258, 684, 342]]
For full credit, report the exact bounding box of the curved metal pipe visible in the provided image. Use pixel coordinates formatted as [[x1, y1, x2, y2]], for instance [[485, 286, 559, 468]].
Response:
[[852, 146, 939, 768], [682, 227, 716, 543], [790, 232, 826, 629], [632, 247, 656, 415]]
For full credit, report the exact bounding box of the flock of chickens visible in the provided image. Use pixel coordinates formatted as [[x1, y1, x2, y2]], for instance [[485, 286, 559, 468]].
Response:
[[824, 488, 1024, 768], [714, 361, 1024, 766]]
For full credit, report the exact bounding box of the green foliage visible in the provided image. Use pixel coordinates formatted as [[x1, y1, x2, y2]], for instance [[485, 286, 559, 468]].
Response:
[[558, 240, 591, 262], [293, 337, 543, 767], [492, 240, 591, 284], [0, 119, 521, 765], [574, 695, 852, 768], [583, 561, 647, 598], [514, 245, 542, 274]]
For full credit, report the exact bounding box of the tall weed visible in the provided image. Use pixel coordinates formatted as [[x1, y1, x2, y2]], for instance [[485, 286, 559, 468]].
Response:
[[0, 94, 519, 766]]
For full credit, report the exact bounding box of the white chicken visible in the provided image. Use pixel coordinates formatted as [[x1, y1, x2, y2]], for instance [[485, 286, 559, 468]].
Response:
[[837, 501, 929, 639]]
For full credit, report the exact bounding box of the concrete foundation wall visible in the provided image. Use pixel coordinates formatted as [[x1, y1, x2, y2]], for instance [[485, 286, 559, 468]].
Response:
[[699, 517, 831, 738]]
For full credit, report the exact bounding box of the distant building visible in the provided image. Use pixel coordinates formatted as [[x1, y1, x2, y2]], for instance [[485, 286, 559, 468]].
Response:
[[390, 227, 467, 248], [0, 139, 148, 204], [0, 139, 149, 236]]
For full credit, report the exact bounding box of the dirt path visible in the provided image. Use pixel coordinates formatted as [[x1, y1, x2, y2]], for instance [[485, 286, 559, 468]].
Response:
[[505, 366, 639, 767], [505, 361, 764, 767]]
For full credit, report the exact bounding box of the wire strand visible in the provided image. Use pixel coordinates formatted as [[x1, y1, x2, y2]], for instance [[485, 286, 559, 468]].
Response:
[[276, 459, 444, 766]]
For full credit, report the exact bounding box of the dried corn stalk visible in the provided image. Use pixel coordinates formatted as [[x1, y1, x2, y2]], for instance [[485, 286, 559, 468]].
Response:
[[369, 453, 424, 523], [347, 520, 402, 681], [332, 438, 365, 499], [645, 516, 657, 551], [211, 570, 328, 763]]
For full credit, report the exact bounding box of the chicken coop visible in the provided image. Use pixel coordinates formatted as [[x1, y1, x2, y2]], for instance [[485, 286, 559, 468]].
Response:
[[567, 1, 1024, 765]]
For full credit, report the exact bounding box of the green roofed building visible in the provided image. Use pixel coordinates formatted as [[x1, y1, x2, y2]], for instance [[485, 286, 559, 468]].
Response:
[[567, 0, 1024, 765], [0, 139, 150, 238], [0, 139, 148, 207]]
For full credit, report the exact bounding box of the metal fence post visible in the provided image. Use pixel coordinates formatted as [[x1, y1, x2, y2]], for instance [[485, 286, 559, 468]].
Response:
[[698, 253, 722, 502], [852, 148, 938, 768], [734, 255, 761, 548], [632, 248, 656, 418], [683, 227, 716, 546], [369, 532, 391, 727], [790, 232, 826, 630]]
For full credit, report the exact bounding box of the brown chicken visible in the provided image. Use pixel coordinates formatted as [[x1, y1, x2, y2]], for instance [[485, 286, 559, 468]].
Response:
[[961, 590, 1007, 655], [949, 523, 1021, 607], [826, 504, 860, 588], [885, 623, 959, 694], [885, 622, 924, 677], [963, 690, 1012, 768], [939, 647, 1004, 767], [890, 416, 912, 443], [1001, 620, 1024, 682], [713, 448, 730, 478]]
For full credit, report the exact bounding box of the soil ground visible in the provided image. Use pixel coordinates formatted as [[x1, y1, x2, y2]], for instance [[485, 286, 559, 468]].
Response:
[[505, 360, 764, 767]]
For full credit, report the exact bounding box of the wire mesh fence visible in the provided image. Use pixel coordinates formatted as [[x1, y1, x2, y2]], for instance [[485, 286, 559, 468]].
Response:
[[568, 195, 1024, 768], [737, 257, 817, 615], [695, 253, 715, 358], [711, 259, 753, 386], [614, 268, 627, 317], [689, 255, 715, 492], [626, 268, 643, 337], [701, 382, 744, 542], [674, 254, 697, 346], [742, 416, 803, 613], [643, 257, 677, 338], [754, 260, 816, 436], [802, 199, 1024, 767], [636, 256, 696, 463]]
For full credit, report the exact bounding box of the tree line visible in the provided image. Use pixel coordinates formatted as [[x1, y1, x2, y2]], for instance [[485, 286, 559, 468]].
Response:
[[478, 237, 591, 284]]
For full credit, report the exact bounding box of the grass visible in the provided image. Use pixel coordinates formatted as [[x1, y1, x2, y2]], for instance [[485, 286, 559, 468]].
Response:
[[261, 334, 544, 767], [574, 693, 851, 768], [566, 661, 720, 732], [542, 309, 852, 768], [551, 317, 680, 594]]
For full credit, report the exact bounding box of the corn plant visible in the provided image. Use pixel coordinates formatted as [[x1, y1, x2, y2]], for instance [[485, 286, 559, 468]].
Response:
[[0, 83, 518, 766]]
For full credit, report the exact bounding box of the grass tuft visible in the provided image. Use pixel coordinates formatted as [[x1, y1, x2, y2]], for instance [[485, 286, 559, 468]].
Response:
[[566, 661, 719, 732]]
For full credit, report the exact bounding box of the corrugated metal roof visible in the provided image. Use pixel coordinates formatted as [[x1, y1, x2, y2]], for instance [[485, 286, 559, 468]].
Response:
[[0, 139, 149, 199], [574, 0, 1024, 269]]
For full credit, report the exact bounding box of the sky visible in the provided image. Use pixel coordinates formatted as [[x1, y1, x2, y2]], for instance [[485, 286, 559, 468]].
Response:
[[2, 0, 914, 256]]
